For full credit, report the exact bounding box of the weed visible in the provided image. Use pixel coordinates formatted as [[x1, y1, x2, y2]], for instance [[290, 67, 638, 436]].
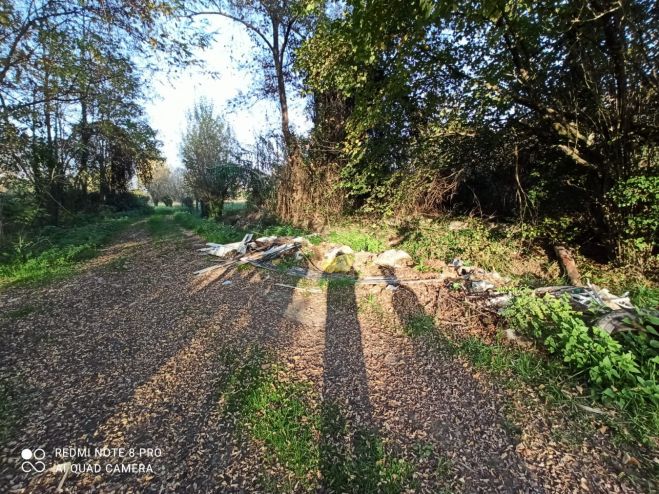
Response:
[[217, 346, 417, 492], [146, 215, 180, 238], [318, 276, 357, 289], [173, 211, 244, 244], [326, 229, 385, 253], [358, 293, 383, 314], [236, 262, 254, 272], [404, 313, 435, 337], [258, 223, 308, 238]]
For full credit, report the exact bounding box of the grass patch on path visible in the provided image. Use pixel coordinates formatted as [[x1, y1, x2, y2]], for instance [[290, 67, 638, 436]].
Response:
[[217, 346, 418, 493]]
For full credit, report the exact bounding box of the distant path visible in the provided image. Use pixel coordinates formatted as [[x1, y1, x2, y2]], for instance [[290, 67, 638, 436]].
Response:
[[0, 224, 634, 493]]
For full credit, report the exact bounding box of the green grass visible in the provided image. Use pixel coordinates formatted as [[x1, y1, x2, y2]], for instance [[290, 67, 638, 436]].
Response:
[[317, 276, 357, 289], [217, 346, 417, 492], [326, 229, 385, 253], [0, 212, 143, 287], [399, 218, 524, 276], [223, 200, 247, 216], [403, 313, 435, 337], [172, 211, 244, 244], [146, 214, 181, 238]]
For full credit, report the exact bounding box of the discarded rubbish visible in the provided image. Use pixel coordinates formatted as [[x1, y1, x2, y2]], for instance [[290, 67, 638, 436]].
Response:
[[320, 246, 355, 273], [374, 249, 414, 268], [200, 233, 254, 258], [222, 280, 233, 286], [469, 279, 496, 293], [385, 284, 399, 291], [594, 309, 637, 334], [255, 235, 278, 243], [534, 284, 634, 312]]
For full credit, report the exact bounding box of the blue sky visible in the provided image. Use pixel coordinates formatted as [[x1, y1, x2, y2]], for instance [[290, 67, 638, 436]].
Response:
[[144, 16, 310, 170]]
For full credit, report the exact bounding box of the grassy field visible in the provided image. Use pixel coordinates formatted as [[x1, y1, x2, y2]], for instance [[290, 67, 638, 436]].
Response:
[[0, 210, 149, 288]]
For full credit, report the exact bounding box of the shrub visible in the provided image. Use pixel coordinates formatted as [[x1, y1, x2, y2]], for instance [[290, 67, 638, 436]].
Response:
[[606, 175, 659, 265], [503, 293, 658, 410]]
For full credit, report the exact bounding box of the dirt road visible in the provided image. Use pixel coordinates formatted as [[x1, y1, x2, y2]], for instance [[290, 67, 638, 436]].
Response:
[[0, 225, 637, 493]]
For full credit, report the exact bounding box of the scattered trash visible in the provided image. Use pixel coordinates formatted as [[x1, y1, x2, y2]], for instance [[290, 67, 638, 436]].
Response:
[[199, 233, 253, 257], [292, 236, 311, 246], [485, 293, 513, 309], [385, 284, 399, 291], [222, 280, 233, 286], [593, 309, 636, 334], [534, 284, 634, 312], [450, 258, 463, 268], [255, 235, 278, 243], [320, 246, 355, 273], [374, 249, 414, 268], [469, 279, 496, 293]]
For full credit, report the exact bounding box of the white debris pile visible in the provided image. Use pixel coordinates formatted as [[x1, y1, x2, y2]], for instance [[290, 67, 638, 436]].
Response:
[[449, 258, 509, 293], [195, 234, 303, 275]]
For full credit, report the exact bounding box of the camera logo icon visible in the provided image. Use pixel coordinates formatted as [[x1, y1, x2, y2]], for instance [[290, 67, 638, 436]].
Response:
[[21, 448, 46, 473]]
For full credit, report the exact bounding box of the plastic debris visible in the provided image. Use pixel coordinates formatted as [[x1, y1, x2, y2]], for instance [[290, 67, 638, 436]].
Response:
[[320, 246, 355, 273], [200, 233, 253, 258], [469, 279, 496, 293]]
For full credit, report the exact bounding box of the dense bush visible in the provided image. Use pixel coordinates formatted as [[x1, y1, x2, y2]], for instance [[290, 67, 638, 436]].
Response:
[[605, 175, 659, 265], [504, 293, 659, 413]]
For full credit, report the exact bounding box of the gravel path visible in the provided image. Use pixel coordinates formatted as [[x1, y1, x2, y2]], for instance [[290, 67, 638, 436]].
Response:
[[0, 226, 638, 493]]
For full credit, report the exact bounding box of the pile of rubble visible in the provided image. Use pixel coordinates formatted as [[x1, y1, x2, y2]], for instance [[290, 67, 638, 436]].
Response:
[[194, 233, 647, 334]]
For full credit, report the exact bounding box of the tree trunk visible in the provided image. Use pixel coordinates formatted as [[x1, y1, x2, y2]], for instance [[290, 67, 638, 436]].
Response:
[[271, 19, 307, 226]]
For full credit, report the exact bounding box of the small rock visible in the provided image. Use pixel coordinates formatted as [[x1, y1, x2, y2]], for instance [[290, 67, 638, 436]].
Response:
[[374, 249, 414, 268]]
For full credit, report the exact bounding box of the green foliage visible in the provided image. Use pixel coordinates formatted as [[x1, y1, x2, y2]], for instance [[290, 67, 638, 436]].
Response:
[[606, 175, 659, 264], [172, 211, 244, 244], [404, 313, 435, 337], [504, 294, 658, 416], [399, 218, 522, 275], [297, 0, 659, 262], [258, 223, 309, 238], [0, 212, 141, 287], [326, 229, 384, 253], [146, 215, 181, 238], [629, 286, 659, 310]]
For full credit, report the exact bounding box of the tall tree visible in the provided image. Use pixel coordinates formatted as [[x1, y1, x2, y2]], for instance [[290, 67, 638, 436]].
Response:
[[180, 98, 244, 218], [188, 0, 313, 224]]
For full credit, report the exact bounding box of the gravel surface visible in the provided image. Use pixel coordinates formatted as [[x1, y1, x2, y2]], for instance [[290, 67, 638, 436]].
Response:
[[0, 226, 640, 493]]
